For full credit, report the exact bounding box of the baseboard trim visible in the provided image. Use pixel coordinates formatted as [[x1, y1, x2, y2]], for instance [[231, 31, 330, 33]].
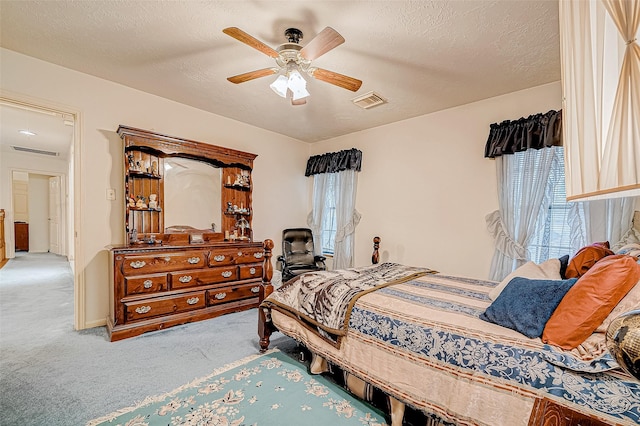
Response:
[[83, 318, 107, 329]]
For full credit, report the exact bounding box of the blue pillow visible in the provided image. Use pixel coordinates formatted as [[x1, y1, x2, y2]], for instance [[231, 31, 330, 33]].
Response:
[[480, 277, 578, 338]]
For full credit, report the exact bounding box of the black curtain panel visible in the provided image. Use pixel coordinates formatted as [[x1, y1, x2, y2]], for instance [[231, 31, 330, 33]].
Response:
[[305, 148, 363, 176], [484, 110, 562, 158]]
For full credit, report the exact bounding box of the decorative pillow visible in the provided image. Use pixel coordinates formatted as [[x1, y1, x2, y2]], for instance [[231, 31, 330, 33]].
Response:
[[542, 255, 640, 350], [595, 277, 640, 333], [565, 241, 614, 278], [559, 254, 569, 279], [611, 227, 640, 252], [489, 259, 561, 301], [481, 277, 578, 338], [615, 243, 640, 258]]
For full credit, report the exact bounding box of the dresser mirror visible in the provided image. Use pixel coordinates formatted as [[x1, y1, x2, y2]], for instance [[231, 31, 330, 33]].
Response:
[[117, 125, 257, 246], [163, 157, 222, 232]]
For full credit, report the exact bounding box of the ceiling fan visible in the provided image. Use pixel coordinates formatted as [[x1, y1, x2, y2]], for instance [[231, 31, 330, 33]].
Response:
[[223, 26, 362, 105]]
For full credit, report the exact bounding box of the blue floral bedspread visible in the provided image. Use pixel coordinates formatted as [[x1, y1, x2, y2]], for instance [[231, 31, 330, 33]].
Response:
[[346, 274, 640, 425]]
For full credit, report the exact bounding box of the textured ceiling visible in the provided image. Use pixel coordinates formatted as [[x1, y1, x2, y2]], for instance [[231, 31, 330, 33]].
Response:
[[0, 0, 560, 144]]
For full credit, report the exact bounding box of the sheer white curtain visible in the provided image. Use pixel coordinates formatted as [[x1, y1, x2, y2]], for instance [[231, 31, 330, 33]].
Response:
[[332, 169, 361, 269], [560, 0, 640, 200], [568, 197, 637, 253], [307, 170, 361, 268], [307, 173, 328, 257], [486, 147, 560, 281]]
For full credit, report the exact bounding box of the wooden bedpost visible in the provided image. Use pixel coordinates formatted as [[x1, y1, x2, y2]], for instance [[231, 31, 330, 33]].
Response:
[[372, 236, 380, 264], [258, 239, 274, 353]]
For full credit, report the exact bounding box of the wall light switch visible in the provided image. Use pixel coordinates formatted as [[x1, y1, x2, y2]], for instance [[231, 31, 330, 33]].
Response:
[[106, 188, 116, 200]]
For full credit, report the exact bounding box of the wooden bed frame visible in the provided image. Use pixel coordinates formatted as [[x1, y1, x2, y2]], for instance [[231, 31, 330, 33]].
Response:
[[257, 237, 621, 426]]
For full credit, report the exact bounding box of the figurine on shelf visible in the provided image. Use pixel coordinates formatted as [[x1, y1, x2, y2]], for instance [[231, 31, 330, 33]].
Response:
[[127, 153, 135, 170], [128, 197, 136, 208], [148, 194, 158, 210], [227, 202, 233, 213], [234, 174, 244, 186], [150, 160, 158, 176], [135, 195, 147, 209]]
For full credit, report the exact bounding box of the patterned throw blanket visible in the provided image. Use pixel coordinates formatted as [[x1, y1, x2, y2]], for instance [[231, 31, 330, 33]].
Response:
[[261, 262, 435, 346]]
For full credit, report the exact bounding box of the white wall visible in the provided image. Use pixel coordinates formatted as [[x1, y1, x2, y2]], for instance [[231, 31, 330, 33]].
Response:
[[313, 82, 562, 279], [1, 48, 310, 328], [28, 174, 50, 253]]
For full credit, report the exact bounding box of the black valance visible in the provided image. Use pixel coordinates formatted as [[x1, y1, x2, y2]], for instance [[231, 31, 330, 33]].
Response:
[[484, 109, 562, 158], [305, 148, 362, 176]]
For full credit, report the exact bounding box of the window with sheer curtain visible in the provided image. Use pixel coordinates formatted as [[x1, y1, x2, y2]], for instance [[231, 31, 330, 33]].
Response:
[[320, 174, 337, 255], [526, 148, 579, 263]]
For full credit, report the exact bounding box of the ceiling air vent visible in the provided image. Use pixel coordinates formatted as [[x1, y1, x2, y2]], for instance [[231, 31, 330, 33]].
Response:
[[11, 146, 59, 157], [351, 91, 388, 109]]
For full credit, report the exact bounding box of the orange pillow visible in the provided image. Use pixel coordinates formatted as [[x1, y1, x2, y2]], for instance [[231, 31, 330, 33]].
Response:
[[542, 255, 640, 350], [565, 241, 614, 278]]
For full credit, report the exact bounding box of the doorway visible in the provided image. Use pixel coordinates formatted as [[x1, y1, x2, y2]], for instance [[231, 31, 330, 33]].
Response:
[[11, 171, 66, 255], [0, 95, 82, 329]]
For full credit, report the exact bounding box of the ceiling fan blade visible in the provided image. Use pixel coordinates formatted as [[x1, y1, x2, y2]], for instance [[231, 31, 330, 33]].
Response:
[[299, 27, 345, 61], [227, 68, 277, 84], [223, 27, 280, 58], [310, 68, 362, 92]]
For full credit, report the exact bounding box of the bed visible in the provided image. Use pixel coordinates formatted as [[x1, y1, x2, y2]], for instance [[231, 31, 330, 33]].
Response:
[[256, 229, 640, 426]]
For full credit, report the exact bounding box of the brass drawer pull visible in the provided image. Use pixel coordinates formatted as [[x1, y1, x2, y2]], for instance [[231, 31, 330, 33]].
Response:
[[221, 271, 233, 278], [187, 257, 200, 264], [213, 255, 226, 262], [251, 286, 260, 293], [254, 252, 263, 259], [249, 267, 256, 275], [135, 306, 151, 314], [214, 292, 227, 300], [186, 297, 200, 305], [130, 260, 146, 269], [179, 276, 192, 283], [143, 280, 153, 289]]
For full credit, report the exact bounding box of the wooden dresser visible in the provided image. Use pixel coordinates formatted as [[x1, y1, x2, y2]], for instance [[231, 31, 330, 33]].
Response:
[[109, 126, 262, 340], [0, 210, 5, 264], [108, 241, 263, 341], [14, 222, 29, 251]]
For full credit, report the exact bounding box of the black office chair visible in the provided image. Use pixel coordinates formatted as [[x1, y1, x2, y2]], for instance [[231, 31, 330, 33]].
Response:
[[277, 228, 327, 282]]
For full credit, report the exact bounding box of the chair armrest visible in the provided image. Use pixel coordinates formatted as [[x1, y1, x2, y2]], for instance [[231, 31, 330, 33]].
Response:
[[314, 255, 326, 262]]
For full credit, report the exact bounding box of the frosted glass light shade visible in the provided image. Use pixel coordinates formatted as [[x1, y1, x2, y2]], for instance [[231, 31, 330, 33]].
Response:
[[269, 75, 288, 98], [288, 71, 310, 100]]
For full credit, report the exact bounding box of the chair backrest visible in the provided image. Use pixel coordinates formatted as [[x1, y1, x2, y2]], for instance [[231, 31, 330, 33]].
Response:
[[282, 228, 315, 266]]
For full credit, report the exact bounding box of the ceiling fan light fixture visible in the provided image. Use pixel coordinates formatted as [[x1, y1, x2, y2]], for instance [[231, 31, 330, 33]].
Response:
[[269, 75, 288, 98], [288, 70, 310, 100]]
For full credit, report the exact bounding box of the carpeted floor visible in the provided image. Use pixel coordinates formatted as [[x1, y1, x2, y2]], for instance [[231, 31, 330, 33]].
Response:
[[0, 252, 298, 426]]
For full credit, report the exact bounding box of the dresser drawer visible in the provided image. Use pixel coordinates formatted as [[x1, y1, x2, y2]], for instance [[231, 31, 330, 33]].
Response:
[[125, 273, 167, 295], [169, 266, 238, 290], [236, 248, 264, 264], [207, 247, 264, 267], [125, 291, 206, 321], [207, 249, 238, 267], [206, 283, 261, 306], [239, 264, 262, 280], [122, 251, 207, 275]]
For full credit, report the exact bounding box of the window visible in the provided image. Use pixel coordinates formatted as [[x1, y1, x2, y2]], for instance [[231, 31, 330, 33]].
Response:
[[320, 173, 337, 255], [525, 147, 579, 263]]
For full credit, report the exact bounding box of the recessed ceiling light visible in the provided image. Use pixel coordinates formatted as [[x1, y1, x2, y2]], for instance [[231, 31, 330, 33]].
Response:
[[19, 130, 37, 136]]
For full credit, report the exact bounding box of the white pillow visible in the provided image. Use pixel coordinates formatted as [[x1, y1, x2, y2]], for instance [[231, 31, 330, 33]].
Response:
[[611, 227, 640, 252], [489, 258, 562, 301]]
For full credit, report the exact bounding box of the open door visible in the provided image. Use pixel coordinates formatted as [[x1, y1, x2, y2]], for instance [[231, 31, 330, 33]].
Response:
[[48, 176, 61, 255]]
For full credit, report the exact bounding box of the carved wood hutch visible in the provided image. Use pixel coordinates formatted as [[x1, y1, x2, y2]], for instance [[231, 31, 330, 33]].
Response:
[[107, 126, 263, 341]]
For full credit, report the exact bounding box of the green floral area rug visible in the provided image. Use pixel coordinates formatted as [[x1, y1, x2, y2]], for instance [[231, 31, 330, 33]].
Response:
[[87, 348, 388, 426]]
